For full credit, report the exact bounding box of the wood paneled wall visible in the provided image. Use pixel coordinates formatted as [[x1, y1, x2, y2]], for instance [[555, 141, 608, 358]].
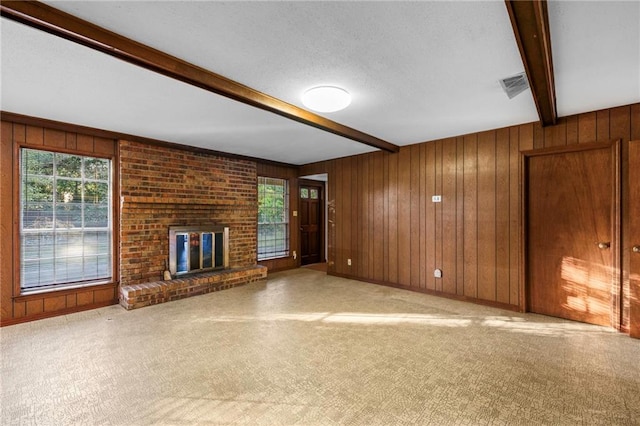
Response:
[[301, 104, 640, 327], [0, 119, 119, 326], [257, 163, 301, 272]]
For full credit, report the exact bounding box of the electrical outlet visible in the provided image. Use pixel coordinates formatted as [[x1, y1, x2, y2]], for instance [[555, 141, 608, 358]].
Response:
[[347, 258, 352, 266], [432, 195, 442, 203]]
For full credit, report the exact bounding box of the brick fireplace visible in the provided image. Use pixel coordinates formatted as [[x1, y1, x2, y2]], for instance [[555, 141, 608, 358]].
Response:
[[118, 140, 266, 309]]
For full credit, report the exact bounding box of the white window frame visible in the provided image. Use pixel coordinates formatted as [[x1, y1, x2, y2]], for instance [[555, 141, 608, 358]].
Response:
[[19, 148, 113, 293], [257, 177, 290, 261]]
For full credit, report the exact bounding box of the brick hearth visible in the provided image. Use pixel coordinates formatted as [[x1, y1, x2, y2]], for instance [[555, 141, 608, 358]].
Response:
[[119, 265, 267, 310]]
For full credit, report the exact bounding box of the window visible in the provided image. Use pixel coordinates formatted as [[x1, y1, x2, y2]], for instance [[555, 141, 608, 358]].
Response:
[[20, 148, 112, 292], [257, 177, 289, 260]]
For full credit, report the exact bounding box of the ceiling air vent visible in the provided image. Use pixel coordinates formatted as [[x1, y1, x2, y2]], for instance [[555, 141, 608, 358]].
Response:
[[499, 72, 529, 99]]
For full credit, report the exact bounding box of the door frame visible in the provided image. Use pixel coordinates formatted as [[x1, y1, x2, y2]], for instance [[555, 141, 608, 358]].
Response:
[[521, 140, 621, 328], [629, 140, 640, 338], [298, 179, 326, 264]]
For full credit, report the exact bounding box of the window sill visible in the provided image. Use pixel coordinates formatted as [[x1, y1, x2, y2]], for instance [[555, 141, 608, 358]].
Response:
[[257, 254, 291, 262], [14, 281, 117, 302]]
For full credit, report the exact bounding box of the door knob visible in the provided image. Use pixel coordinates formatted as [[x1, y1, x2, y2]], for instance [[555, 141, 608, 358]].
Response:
[[633, 245, 640, 253], [596, 242, 610, 249]]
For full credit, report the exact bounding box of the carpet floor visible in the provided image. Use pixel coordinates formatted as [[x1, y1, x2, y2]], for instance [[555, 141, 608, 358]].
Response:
[[1, 268, 639, 425]]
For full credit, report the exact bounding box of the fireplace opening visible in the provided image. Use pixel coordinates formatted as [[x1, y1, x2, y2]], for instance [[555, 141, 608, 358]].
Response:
[[169, 226, 229, 276]]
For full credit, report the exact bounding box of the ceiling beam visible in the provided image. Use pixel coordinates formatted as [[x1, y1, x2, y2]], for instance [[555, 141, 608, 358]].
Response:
[[1, 1, 399, 153], [505, 0, 557, 126]]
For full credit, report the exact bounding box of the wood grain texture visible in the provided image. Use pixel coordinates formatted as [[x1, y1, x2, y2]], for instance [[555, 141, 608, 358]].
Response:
[[4, 104, 637, 325], [509, 126, 523, 306], [1, 120, 119, 324], [0, 121, 14, 319], [526, 142, 618, 327], [441, 139, 457, 294], [463, 134, 478, 298], [632, 104, 640, 140], [388, 152, 398, 284], [496, 128, 511, 304], [455, 137, 465, 296], [410, 145, 421, 288], [597, 109, 611, 142], [505, 0, 557, 126], [397, 148, 411, 286], [434, 141, 443, 291], [373, 153, 384, 281], [299, 103, 638, 321], [629, 140, 640, 338], [477, 131, 496, 301], [578, 112, 597, 143]]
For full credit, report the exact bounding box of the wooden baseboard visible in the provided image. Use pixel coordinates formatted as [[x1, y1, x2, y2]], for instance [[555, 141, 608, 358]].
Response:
[[0, 299, 117, 327], [328, 272, 522, 313]]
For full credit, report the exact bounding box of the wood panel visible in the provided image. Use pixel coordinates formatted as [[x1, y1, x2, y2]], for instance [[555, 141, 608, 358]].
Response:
[[463, 134, 478, 298], [434, 141, 443, 292], [350, 157, 358, 276], [496, 128, 511, 304], [629, 140, 640, 338], [441, 139, 457, 294], [578, 112, 597, 143], [477, 131, 496, 301], [0, 121, 14, 319], [1, 120, 119, 326], [397, 148, 411, 286], [410, 145, 421, 287], [337, 158, 347, 274], [388, 152, 398, 283], [425, 142, 436, 291], [455, 137, 465, 296], [300, 103, 638, 327], [373, 153, 384, 282]]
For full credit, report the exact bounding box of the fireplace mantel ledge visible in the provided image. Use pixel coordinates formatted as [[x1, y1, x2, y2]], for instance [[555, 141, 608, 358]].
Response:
[[119, 265, 267, 310]]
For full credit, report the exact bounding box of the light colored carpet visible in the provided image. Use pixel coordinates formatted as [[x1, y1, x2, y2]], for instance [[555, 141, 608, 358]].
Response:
[[301, 262, 327, 272], [1, 268, 639, 425]]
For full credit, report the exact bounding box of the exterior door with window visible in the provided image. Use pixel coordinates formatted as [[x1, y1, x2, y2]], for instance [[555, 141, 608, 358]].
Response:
[[299, 181, 323, 265]]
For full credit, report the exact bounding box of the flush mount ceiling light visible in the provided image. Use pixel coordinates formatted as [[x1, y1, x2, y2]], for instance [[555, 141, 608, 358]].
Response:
[[302, 86, 351, 113]]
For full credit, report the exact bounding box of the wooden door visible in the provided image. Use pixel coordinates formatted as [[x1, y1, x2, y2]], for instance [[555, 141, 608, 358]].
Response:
[[299, 182, 323, 265], [525, 142, 619, 327], [630, 141, 640, 338]]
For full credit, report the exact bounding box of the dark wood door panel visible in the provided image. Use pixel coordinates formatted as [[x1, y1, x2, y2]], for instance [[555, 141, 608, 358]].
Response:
[[300, 181, 323, 265], [526, 142, 618, 327]]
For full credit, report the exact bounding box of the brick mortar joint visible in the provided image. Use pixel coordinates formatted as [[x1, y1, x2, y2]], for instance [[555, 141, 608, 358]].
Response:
[[119, 266, 267, 307]]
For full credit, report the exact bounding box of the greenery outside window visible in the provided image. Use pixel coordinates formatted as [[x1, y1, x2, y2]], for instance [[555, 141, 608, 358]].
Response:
[[20, 148, 112, 292], [257, 177, 289, 260]]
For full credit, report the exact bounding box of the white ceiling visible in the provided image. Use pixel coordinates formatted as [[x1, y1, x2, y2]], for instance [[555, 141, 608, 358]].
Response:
[[2, 1, 639, 165]]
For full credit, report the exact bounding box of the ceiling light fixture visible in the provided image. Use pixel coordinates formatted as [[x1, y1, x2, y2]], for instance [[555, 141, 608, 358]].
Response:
[[302, 86, 351, 113]]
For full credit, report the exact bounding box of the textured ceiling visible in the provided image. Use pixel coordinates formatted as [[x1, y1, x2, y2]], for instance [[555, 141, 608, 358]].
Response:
[[2, 1, 639, 165], [548, 1, 640, 117]]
